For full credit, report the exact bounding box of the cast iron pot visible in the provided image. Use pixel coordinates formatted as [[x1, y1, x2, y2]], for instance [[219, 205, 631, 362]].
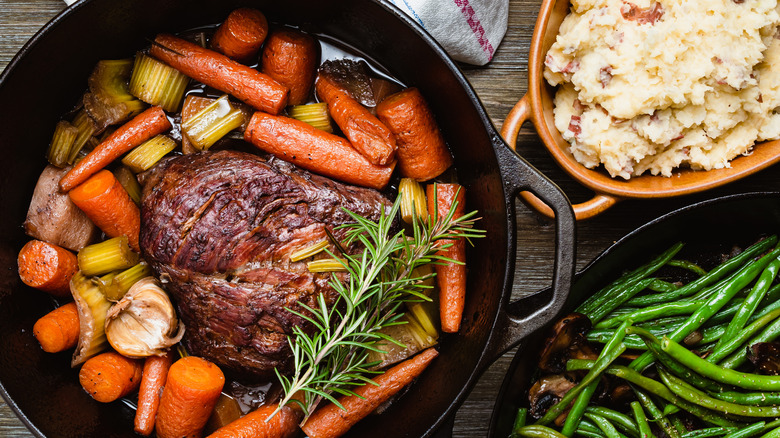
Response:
[[488, 191, 780, 437], [0, 1, 576, 437]]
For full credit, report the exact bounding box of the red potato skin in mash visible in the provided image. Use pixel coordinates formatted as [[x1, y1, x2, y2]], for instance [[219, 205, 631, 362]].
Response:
[[150, 34, 289, 114]]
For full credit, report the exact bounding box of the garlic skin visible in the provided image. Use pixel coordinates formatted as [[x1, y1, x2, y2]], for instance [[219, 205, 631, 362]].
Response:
[[105, 277, 184, 358]]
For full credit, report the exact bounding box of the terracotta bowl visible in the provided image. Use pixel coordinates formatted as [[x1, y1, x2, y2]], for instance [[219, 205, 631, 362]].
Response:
[[501, 0, 780, 220]]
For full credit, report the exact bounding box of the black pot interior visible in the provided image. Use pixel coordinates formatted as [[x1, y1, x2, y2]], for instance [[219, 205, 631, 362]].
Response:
[[0, 1, 529, 437], [489, 192, 780, 437]]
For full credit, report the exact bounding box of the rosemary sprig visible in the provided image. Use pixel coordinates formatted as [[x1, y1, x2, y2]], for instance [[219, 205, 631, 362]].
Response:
[[272, 193, 483, 423]]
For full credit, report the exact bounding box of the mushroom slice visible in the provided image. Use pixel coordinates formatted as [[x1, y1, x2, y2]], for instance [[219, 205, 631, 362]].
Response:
[[528, 374, 577, 420], [748, 342, 780, 375], [105, 277, 184, 358], [538, 313, 593, 373]]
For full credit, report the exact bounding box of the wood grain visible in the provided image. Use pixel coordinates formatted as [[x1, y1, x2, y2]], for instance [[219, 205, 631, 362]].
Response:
[[3, 0, 780, 437]]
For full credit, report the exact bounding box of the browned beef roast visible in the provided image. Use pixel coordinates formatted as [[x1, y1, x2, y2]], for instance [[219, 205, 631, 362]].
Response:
[[140, 150, 391, 378]]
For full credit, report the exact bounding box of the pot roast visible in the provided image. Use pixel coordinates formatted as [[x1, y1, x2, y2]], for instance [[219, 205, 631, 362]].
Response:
[[140, 150, 391, 378]]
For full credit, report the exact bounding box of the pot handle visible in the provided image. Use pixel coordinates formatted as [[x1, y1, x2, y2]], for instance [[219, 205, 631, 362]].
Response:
[[486, 126, 577, 358], [502, 94, 619, 220]]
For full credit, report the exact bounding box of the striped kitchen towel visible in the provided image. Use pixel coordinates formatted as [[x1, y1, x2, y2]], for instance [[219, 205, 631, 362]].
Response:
[[389, 0, 509, 65]]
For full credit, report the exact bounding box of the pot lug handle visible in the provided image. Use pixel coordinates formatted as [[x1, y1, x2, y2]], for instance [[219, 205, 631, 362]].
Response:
[[486, 125, 576, 359], [502, 94, 620, 220]]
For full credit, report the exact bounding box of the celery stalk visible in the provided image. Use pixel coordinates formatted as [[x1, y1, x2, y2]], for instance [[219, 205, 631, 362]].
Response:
[[289, 103, 333, 133], [290, 240, 329, 262], [68, 111, 97, 164], [129, 52, 189, 112], [399, 178, 428, 224], [181, 95, 244, 150], [122, 135, 177, 173], [99, 262, 153, 301], [71, 272, 112, 366], [113, 166, 142, 205], [47, 121, 79, 167], [307, 258, 348, 273], [77, 236, 139, 277]]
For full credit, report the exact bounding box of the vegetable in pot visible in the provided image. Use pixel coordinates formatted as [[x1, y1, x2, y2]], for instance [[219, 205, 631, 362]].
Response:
[[70, 271, 112, 366]]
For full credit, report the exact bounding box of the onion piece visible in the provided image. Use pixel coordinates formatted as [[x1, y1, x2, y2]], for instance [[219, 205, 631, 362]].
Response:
[[71, 271, 112, 367]]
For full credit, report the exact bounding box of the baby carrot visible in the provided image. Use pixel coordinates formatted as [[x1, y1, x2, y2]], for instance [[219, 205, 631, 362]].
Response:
[[134, 352, 174, 436], [302, 348, 439, 438], [33, 302, 80, 353], [427, 183, 467, 333], [69, 170, 141, 252], [59, 106, 171, 192], [206, 404, 300, 438], [156, 356, 226, 438], [79, 351, 143, 403], [18, 239, 78, 297]]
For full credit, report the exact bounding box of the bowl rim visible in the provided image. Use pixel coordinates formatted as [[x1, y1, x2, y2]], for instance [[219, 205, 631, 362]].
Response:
[[526, 0, 780, 198]]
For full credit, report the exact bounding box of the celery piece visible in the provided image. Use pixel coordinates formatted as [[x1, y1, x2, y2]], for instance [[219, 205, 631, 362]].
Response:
[[47, 121, 79, 167], [78, 236, 139, 277], [307, 258, 348, 273], [290, 240, 330, 262], [129, 52, 189, 112], [84, 59, 146, 131], [113, 166, 142, 205], [181, 95, 244, 150], [399, 178, 428, 224], [408, 302, 439, 338], [289, 102, 333, 133], [68, 111, 97, 164], [99, 262, 153, 301], [71, 272, 112, 366], [122, 134, 177, 173], [367, 314, 438, 369]]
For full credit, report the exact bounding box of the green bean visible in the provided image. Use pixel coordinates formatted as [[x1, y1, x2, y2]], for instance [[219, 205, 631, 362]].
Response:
[[630, 402, 654, 438], [633, 387, 680, 438], [761, 426, 780, 438], [580, 419, 607, 435], [577, 428, 608, 438], [513, 425, 569, 438], [669, 414, 687, 436], [712, 390, 780, 406], [668, 259, 708, 276], [631, 248, 780, 371], [511, 408, 529, 438], [596, 300, 707, 330], [585, 407, 639, 438], [660, 335, 780, 390], [626, 326, 730, 393], [563, 380, 600, 436], [763, 420, 780, 433], [648, 279, 678, 293], [627, 237, 777, 307], [663, 403, 681, 416], [577, 242, 684, 317], [749, 284, 780, 322], [537, 321, 630, 426], [590, 278, 657, 324], [585, 413, 623, 438], [717, 253, 780, 349], [641, 316, 688, 330], [567, 361, 740, 427], [682, 428, 738, 438], [707, 309, 780, 364], [659, 369, 780, 417], [719, 314, 780, 369], [724, 422, 766, 438]]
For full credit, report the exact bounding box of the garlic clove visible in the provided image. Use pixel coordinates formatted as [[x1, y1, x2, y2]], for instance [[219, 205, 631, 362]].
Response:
[[105, 276, 184, 358]]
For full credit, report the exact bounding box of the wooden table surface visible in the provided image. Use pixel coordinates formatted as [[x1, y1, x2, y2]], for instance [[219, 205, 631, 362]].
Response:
[[2, 1, 779, 437]]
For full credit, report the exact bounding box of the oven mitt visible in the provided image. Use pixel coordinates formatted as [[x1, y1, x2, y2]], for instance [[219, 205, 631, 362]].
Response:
[[388, 0, 509, 65]]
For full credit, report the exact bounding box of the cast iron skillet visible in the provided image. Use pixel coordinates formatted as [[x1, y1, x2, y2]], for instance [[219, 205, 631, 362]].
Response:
[[488, 192, 780, 437], [0, 1, 576, 437]]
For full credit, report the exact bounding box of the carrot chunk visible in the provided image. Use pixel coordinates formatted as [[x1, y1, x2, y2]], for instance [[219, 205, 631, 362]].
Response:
[[69, 170, 141, 252], [244, 111, 394, 190], [211, 8, 268, 64], [262, 28, 318, 106], [150, 34, 289, 115], [79, 351, 143, 403], [33, 302, 80, 353], [18, 240, 78, 297], [206, 404, 300, 438], [302, 348, 439, 438], [376, 88, 452, 181], [427, 183, 467, 333], [155, 356, 226, 438], [59, 106, 171, 192], [134, 352, 174, 436]]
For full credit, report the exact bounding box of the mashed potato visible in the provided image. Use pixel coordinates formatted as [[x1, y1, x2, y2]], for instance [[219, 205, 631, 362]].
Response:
[[544, 0, 780, 179]]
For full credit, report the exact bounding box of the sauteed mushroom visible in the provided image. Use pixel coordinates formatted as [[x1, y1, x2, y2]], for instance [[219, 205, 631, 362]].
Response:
[[538, 313, 593, 373]]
